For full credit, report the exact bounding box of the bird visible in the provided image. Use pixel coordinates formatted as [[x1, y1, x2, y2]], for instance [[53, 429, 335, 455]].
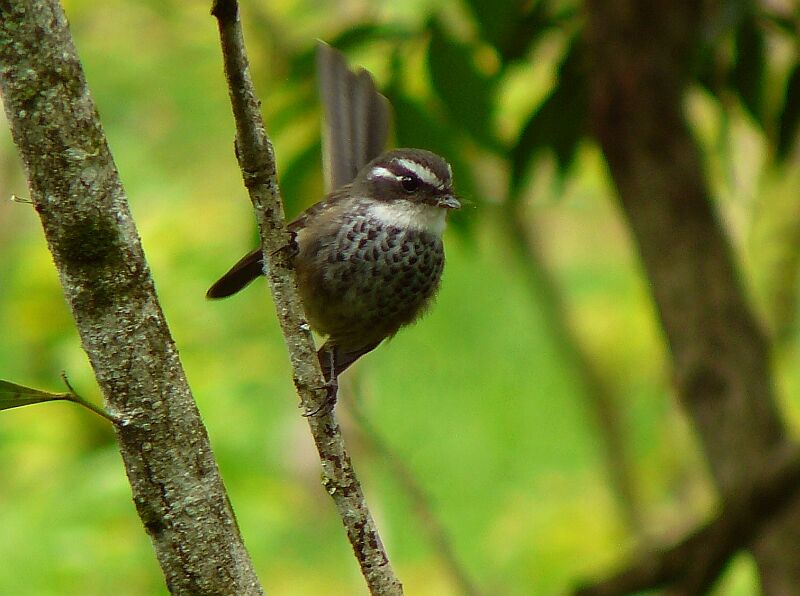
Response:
[[207, 42, 460, 409]]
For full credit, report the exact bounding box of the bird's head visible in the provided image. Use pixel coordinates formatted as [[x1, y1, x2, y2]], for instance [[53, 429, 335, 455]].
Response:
[[355, 148, 461, 212]]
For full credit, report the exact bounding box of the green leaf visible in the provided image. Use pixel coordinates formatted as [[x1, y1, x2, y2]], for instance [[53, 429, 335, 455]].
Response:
[[777, 63, 800, 161], [427, 19, 501, 152], [731, 13, 765, 123], [510, 43, 587, 192], [462, 0, 522, 52], [0, 379, 70, 410], [461, 0, 558, 64], [0, 377, 120, 423], [695, 43, 722, 100]]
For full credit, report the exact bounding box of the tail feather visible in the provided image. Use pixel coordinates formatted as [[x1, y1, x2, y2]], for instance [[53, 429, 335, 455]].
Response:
[[206, 249, 264, 299], [316, 42, 390, 192]]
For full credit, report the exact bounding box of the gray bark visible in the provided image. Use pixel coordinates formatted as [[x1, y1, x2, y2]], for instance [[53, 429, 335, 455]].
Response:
[[0, 1, 262, 593], [211, 1, 402, 594], [576, 444, 800, 594]]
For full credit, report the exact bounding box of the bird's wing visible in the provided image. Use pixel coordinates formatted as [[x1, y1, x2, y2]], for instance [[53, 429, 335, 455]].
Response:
[[287, 184, 353, 233]]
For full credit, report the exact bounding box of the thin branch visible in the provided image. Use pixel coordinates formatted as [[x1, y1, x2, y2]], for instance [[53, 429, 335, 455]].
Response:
[[575, 444, 800, 595], [0, 2, 261, 594], [60, 371, 125, 424], [210, 2, 402, 594]]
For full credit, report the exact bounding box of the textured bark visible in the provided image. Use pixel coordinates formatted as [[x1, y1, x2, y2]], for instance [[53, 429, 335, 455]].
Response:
[[585, 0, 800, 592], [0, 2, 262, 594], [211, 1, 402, 594]]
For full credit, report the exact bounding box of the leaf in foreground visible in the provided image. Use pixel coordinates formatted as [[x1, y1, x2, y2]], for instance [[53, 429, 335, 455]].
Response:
[[0, 378, 121, 424]]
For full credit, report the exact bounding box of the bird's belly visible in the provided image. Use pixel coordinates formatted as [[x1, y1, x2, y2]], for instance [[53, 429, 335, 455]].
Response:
[[297, 220, 444, 349]]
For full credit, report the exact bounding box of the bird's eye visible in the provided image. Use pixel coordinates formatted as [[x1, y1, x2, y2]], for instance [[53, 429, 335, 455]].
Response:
[[400, 176, 419, 193]]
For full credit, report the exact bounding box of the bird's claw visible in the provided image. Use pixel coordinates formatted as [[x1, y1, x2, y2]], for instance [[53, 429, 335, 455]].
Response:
[[271, 232, 299, 266], [302, 378, 338, 417]]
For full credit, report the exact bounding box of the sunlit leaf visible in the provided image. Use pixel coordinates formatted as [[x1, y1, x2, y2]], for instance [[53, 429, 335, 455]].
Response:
[[427, 19, 501, 153], [510, 42, 587, 193], [777, 63, 800, 161]]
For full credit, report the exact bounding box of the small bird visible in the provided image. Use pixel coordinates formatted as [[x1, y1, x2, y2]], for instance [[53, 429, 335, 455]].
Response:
[[208, 43, 460, 406]]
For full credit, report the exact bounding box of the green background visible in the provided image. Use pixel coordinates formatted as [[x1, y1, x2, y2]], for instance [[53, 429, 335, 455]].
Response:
[[1, 0, 798, 594]]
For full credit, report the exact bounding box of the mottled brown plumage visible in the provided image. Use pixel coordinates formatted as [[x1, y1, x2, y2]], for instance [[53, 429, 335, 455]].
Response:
[[207, 45, 459, 407]]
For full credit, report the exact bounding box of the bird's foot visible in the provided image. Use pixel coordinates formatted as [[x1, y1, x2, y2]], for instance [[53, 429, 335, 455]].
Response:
[[271, 232, 299, 266], [302, 378, 338, 417]]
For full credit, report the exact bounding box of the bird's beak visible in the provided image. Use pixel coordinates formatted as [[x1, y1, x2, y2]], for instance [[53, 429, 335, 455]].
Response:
[[438, 195, 461, 210]]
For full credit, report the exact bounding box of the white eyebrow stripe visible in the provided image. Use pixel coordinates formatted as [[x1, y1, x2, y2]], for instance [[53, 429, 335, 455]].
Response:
[[367, 166, 402, 181], [394, 158, 444, 189]]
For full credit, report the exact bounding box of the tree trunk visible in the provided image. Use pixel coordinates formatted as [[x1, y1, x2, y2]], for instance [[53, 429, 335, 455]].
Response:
[[0, 2, 262, 593], [585, 1, 800, 592]]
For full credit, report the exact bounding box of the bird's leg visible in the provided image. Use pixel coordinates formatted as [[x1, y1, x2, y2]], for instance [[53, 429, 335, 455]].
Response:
[[303, 340, 381, 416]]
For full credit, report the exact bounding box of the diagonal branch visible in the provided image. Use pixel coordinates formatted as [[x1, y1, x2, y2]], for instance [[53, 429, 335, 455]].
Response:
[[575, 445, 800, 595], [0, 1, 261, 594], [210, 1, 402, 594]]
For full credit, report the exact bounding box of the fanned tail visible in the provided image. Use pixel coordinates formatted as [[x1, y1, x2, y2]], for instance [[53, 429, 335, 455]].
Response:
[[316, 41, 390, 192]]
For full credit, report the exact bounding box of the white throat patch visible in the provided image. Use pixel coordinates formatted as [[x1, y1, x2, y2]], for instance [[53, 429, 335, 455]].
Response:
[[367, 201, 448, 236]]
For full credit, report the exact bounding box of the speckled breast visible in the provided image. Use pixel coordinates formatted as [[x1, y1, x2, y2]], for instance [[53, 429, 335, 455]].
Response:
[[298, 213, 445, 349]]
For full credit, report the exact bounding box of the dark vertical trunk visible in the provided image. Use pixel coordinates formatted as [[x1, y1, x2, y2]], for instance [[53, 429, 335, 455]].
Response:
[[585, 1, 800, 591]]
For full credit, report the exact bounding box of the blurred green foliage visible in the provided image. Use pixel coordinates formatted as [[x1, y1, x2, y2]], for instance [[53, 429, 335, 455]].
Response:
[[0, 0, 798, 594]]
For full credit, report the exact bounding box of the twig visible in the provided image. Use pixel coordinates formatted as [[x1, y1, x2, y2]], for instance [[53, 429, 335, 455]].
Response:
[[210, 2, 402, 594], [575, 445, 800, 595], [0, 2, 262, 594], [60, 371, 125, 425]]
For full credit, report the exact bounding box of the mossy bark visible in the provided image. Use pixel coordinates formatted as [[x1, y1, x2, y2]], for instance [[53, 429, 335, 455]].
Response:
[[0, 2, 262, 593]]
